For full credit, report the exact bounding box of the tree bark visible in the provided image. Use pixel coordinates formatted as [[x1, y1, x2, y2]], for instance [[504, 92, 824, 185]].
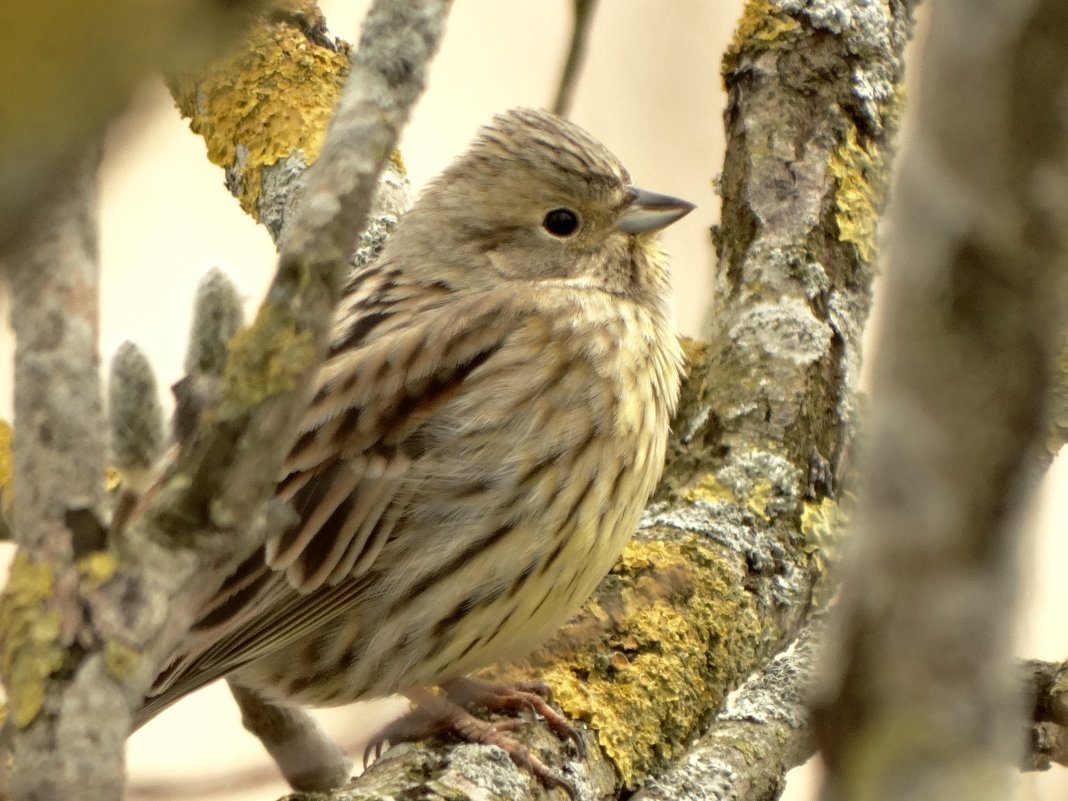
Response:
[[0, 2, 449, 799], [812, 1, 1068, 800], [271, 0, 918, 797], [1, 0, 935, 799]]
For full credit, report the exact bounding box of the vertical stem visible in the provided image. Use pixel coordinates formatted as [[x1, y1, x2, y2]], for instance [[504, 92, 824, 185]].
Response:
[[10, 151, 106, 556], [551, 0, 598, 117], [6, 149, 117, 799], [814, 1, 1068, 798]]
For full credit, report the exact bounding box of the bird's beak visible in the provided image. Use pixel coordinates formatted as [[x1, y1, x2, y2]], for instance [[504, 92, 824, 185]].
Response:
[[616, 186, 695, 234]]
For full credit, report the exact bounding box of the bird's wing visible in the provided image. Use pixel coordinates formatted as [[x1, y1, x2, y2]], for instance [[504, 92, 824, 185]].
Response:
[[140, 280, 552, 717]]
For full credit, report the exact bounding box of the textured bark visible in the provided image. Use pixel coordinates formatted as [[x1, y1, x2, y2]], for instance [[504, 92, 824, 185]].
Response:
[[1025, 659, 1068, 771], [170, 1, 410, 246], [631, 617, 822, 801], [2, 152, 112, 799], [812, 1, 1068, 800], [272, 1, 917, 798], [1, 0, 929, 799]]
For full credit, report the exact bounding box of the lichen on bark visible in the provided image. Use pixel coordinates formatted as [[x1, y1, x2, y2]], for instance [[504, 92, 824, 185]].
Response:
[[0, 553, 63, 728]]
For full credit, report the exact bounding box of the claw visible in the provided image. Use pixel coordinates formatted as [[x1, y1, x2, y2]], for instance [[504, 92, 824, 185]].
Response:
[[365, 682, 582, 797], [511, 679, 554, 699], [442, 677, 587, 759]]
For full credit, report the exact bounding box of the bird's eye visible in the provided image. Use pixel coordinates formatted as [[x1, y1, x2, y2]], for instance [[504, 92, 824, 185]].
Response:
[[542, 208, 580, 237]]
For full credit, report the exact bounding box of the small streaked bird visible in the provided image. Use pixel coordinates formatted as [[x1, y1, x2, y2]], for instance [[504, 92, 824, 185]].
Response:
[[140, 107, 693, 790]]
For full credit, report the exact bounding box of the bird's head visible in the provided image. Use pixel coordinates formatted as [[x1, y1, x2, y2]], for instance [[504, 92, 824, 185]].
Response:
[[391, 108, 694, 304]]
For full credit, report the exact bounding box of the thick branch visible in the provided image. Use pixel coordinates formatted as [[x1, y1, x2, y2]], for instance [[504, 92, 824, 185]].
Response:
[[1025, 659, 1068, 771], [812, 1, 1068, 799], [275, 1, 443, 268], [286, 2, 916, 798], [171, 2, 411, 245], [1, 151, 110, 798], [633, 617, 821, 801]]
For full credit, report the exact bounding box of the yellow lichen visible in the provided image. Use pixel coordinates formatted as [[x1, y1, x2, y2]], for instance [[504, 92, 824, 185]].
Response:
[[173, 16, 349, 216], [723, 0, 803, 79], [801, 497, 844, 564], [0, 553, 64, 727], [508, 536, 761, 785], [0, 419, 11, 513], [801, 495, 850, 603], [104, 466, 123, 493], [388, 148, 407, 176], [103, 640, 140, 681], [680, 472, 775, 521], [78, 551, 118, 590], [221, 309, 316, 413], [679, 472, 738, 505], [829, 125, 884, 265], [581, 540, 753, 781], [742, 479, 777, 521]]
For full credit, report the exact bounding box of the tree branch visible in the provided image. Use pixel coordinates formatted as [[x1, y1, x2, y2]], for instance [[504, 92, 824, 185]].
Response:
[[278, 1, 917, 797], [0, 2, 450, 798], [171, 2, 411, 246], [1, 149, 110, 798], [812, 1, 1068, 798], [229, 682, 353, 792], [1025, 659, 1068, 771], [551, 0, 598, 117], [632, 615, 821, 801]]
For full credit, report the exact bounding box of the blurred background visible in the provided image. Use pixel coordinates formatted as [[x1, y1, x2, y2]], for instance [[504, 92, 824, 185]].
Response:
[[1, 1, 1066, 799]]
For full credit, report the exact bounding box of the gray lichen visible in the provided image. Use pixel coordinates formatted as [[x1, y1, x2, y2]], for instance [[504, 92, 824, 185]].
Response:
[[775, 0, 902, 130], [728, 298, 833, 366]]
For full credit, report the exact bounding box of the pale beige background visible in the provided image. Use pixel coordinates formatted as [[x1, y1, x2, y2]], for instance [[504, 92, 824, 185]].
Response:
[[1, 2, 1066, 799]]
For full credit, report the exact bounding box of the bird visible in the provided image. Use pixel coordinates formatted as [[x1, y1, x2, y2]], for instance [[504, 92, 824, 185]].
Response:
[[139, 107, 693, 790]]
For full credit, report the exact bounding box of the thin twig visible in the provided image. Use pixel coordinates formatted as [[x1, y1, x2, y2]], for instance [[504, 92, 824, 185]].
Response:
[[228, 682, 353, 792], [551, 0, 598, 117]]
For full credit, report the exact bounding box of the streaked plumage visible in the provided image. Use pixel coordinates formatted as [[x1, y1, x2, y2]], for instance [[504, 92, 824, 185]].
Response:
[[139, 108, 691, 735]]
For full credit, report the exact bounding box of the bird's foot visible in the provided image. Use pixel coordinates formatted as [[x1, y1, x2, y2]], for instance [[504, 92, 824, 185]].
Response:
[[440, 676, 585, 757], [365, 677, 582, 798]]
